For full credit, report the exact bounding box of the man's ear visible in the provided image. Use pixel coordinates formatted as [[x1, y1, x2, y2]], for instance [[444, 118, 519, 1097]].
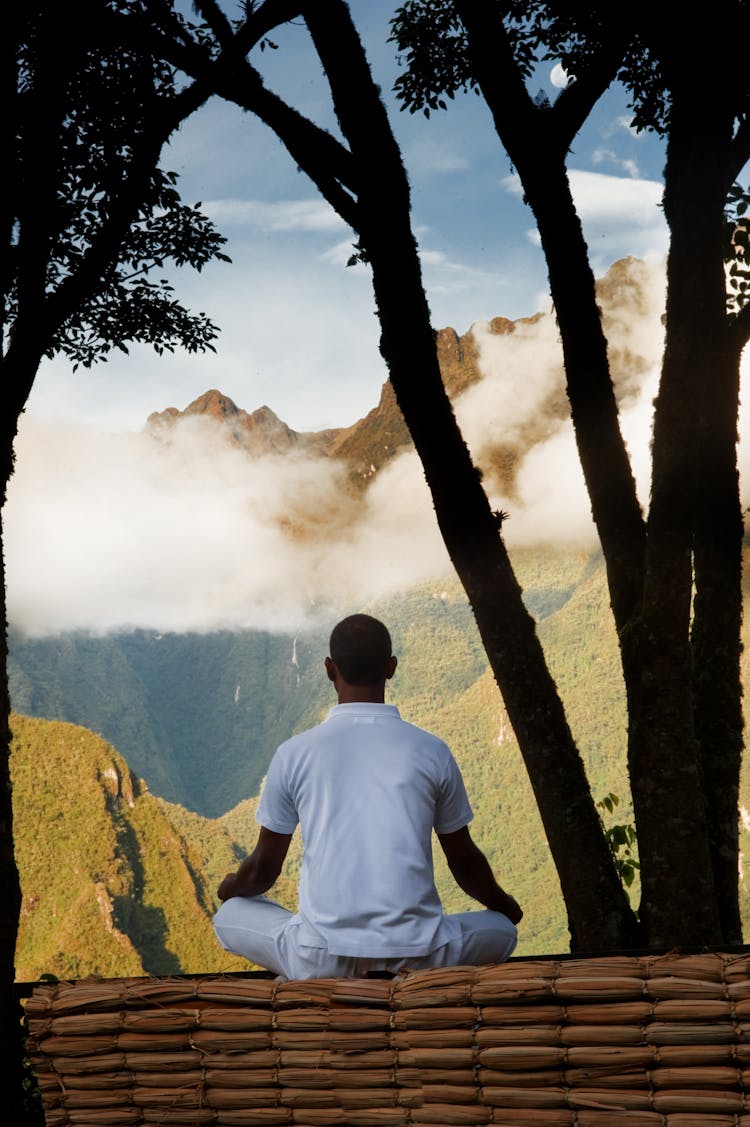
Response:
[[386, 655, 398, 680], [325, 656, 337, 683]]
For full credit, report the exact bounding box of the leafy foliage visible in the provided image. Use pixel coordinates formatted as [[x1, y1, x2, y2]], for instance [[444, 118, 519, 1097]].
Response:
[[389, 1, 657, 124], [725, 181, 750, 315], [5, 0, 229, 369], [597, 792, 640, 893]]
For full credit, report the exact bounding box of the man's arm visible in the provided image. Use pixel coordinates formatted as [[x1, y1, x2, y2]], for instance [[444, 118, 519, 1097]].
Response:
[[438, 825, 523, 924], [217, 826, 293, 901]]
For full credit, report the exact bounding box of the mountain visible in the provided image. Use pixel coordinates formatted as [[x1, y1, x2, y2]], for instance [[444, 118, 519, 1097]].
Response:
[[142, 315, 547, 489], [9, 286, 579, 817], [142, 257, 650, 497], [9, 547, 609, 973], [147, 390, 342, 460], [10, 714, 251, 980], [9, 626, 331, 816]]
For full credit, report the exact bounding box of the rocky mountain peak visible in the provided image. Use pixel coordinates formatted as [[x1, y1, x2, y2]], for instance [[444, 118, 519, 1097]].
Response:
[[183, 389, 241, 421], [147, 389, 341, 460]]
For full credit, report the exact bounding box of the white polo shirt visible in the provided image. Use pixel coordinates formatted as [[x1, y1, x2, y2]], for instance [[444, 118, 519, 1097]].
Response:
[[256, 702, 473, 957]]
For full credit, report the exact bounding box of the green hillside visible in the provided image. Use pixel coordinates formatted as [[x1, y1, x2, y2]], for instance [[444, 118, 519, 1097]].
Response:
[[9, 627, 332, 816], [10, 715, 251, 981]]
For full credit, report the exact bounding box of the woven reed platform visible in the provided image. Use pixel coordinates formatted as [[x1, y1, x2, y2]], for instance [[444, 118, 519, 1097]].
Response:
[[25, 952, 750, 1126]]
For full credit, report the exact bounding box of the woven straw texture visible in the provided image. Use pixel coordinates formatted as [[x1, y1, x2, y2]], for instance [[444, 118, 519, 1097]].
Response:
[[25, 952, 750, 1126]]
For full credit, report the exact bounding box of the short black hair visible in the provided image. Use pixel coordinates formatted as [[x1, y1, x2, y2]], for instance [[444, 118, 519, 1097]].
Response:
[[329, 614, 393, 685]]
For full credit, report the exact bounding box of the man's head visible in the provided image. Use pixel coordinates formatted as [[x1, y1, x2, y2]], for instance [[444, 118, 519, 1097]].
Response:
[[326, 614, 397, 702]]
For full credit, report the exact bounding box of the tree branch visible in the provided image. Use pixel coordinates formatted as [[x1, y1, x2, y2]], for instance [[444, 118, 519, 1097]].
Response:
[[454, 0, 647, 640], [138, 4, 361, 229]]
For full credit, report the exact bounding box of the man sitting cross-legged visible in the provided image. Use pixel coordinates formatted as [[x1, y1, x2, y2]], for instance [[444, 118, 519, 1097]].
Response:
[[213, 613, 522, 979]]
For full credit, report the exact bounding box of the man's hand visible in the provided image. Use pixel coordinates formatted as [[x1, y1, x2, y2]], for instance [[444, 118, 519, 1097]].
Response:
[[216, 827, 293, 901], [217, 872, 239, 902], [494, 890, 523, 925]]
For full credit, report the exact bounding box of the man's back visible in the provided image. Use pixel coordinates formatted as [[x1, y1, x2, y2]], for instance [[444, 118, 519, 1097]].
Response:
[[257, 702, 473, 956]]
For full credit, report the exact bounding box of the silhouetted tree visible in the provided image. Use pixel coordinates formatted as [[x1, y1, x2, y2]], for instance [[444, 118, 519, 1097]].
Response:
[[1, 1, 228, 1115]]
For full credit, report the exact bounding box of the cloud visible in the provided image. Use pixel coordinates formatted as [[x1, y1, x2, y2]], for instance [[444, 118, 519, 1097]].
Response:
[[25, 233, 389, 436], [453, 258, 668, 544], [503, 169, 667, 265], [3, 414, 449, 637], [615, 114, 643, 140], [318, 238, 368, 268], [567, 170, 663, 227], [591, 148, 640, 179], [203, 198, 348, 233], [402, 137, 471, 175], [4, 259, 656, 636]]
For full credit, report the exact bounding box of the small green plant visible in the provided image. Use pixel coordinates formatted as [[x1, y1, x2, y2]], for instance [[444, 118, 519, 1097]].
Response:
[[597, 792, 640, 893]]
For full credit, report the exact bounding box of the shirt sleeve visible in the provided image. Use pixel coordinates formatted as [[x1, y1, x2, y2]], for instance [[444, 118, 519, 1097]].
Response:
[[256, 747, 299, 834], [434, 750, 473, 834]]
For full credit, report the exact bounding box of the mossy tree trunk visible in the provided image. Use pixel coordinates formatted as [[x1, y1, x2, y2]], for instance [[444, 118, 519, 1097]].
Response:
[[632, 67, 746, 943]]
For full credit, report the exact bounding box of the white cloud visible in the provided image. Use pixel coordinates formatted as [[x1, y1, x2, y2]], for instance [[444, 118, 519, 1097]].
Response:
[[25, 234, 388, 436], [568, 169, 663, 226], [616, 113, 643, 139], [418, 247, 513, 302], [591, 148, 640, 178], [401, 134, 472, 177], [453, 258, 668, 545], [318, 237, 368, 268], [204, 198, 348, 232], [4, 414, 449, 637], [502, 168, 663, 226], [503, 169, 667, 265]]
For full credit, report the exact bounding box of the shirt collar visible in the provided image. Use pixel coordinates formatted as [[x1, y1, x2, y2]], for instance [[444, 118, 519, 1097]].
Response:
[[326, 703, 401, 720]]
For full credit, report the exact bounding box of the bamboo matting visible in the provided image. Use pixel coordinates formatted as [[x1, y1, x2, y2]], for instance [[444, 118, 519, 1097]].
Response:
[[25, 953, 750, 1126]]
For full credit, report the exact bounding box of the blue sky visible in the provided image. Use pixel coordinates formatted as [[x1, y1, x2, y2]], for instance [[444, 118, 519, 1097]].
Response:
[[25, 1, 669, 434]]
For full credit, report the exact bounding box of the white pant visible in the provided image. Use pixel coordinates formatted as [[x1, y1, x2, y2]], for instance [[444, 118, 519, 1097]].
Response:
[[213, 896, 518, 979]]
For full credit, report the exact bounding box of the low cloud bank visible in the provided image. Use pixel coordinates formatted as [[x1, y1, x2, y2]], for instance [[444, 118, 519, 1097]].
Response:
[[4, 415, 448, 636]]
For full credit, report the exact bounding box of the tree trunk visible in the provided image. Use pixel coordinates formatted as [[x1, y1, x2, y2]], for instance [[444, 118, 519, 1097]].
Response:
[[0, 498, 32, 1116], [454, 0, 647, 649], [629, 89, 737, 946]]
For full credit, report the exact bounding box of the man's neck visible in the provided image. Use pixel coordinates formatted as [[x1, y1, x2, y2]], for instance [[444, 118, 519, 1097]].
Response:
[[336, 684, 387, 705]]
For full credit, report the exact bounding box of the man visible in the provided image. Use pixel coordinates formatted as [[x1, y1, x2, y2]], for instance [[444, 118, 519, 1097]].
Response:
[[213, 613, 521, 979]]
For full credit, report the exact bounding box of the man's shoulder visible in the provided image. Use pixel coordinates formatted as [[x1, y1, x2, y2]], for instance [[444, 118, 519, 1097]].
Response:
[[391, 715, 455, 759], [275, 718, 329, 755], [397, 715, 447, 742]]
